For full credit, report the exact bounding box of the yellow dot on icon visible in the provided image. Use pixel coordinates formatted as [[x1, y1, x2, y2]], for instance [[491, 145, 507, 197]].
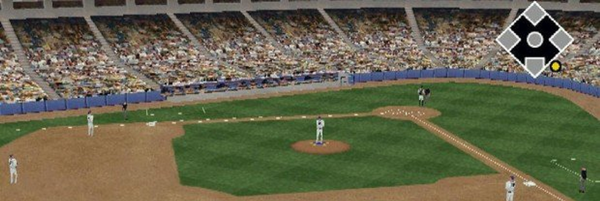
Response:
[[550, 61, 562, 72]]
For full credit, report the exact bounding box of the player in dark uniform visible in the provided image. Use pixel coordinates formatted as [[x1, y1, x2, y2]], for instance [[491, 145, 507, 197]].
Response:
[[122, 102, 128, 120], [418, 86, 425, 106], [580, 167, 587, 193]]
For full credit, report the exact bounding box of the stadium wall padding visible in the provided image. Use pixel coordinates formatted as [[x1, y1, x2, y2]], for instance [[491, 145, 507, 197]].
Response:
[[87, 96, 106, 108], [23, 101, 45, 113], [384, 72, 396, 80], [66, 98, 86, 110], [0, 92, 163, 116], [372, 72, 384, 81], [1, 70, 598, 116]]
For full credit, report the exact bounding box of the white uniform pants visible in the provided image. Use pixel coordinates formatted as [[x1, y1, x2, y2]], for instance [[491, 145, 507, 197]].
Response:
[[10, 168, 17, 184], [88, 124, 94, 136], [316, 128, 323, 143], [506, 192, 514, 201]]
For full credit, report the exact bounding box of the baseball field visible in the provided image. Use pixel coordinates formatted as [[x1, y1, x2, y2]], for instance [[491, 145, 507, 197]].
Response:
[[0, 80, 597, 200]]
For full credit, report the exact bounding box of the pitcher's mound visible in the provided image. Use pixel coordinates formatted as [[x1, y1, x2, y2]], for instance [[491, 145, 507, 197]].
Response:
[[291, 140, 350, 155]]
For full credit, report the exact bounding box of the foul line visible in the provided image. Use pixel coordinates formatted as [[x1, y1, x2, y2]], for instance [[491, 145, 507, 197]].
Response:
[[410, 115, 567, 201], [551, 160, 600, 183], [83, 109, 571, 201]]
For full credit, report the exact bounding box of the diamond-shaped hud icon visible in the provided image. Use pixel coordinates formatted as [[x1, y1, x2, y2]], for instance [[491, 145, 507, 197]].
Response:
[[496, 1, 573, 78]]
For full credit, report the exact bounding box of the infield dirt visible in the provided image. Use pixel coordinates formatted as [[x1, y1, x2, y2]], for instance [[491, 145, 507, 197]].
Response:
[[291, 140, 351, 155], [0, 79, 595, 200], [0, 120, 554, 201]]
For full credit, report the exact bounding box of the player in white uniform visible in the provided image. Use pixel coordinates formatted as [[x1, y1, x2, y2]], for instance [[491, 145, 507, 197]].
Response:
[[316, 116, 325, 144], [505, 175, 516, 201], [8, 154, 17, 184], [87, 110, 94, 137]]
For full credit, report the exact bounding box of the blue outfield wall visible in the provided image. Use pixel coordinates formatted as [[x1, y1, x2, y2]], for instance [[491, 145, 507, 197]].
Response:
[[347, 69, 600, 98], [0, 91, 164, 116], [2, 70, 598, 116]]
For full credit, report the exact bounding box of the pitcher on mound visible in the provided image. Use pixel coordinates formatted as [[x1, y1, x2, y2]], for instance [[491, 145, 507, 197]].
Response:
[[316, 116, 325, 144]]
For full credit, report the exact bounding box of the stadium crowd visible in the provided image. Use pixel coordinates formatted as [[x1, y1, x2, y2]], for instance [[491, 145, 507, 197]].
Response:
[[328, 8, 432, 70], [13, 18, 148, 99], [416, 9, 507, 68], [0, 9, 599, 103], [177, 12, 296, 77], [486, 11, 600, 86], [93, 15, 248, 87], [250, 10, 358, 72], [0, 26, 47, 103]]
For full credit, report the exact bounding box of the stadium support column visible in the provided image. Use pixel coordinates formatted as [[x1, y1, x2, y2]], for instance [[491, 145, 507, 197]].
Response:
[[0, 19, 61, 99], [43, 0, 51, 8], [317, 8, 358, 51], [167, 0, 176, 6], [404, 7, 441, 67], [166, 13, 250, 76], [241, 11, 281, 50], [1, 0, 13, 10], [83, 16, 161, 91], [83, 0, 93, 9], [475, 8, 518, 69]]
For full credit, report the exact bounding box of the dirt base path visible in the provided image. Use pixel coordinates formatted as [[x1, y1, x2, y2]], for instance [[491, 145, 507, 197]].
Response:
[[0, 106, 568, 201], [375, 106, 570, 201], [0, 122, 551, 201], [0, 78, 594, 200]]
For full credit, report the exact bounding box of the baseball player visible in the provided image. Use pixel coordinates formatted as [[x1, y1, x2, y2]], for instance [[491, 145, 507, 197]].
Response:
[[418, 86, 425, 106], [87, 110, 94, 137], [8, 154, 17, 184], [580, 167, 587, 193], [122, 102, 128, 120], [505, 175, 516, 201], [316, 116, 325, 144]]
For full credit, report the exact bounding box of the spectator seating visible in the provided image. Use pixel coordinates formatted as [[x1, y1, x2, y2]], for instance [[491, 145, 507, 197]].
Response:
[[0, 24, 48, 103], [328, 8, 433, 71], [13, 17, 148, 99]]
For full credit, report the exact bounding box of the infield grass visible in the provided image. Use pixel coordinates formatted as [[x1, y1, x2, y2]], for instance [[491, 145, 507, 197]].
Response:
[[0, 82, 598, 200], [173, 117, 496, 195]]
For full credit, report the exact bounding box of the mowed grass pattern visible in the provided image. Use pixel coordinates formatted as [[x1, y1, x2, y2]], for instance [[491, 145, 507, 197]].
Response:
[[173, 117, 496, 195], [428, 85, 600, 201], [0, 83, 597, 200]]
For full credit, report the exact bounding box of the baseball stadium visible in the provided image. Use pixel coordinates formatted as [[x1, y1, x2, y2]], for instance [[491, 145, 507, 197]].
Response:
[[0, 0, 598, 200]]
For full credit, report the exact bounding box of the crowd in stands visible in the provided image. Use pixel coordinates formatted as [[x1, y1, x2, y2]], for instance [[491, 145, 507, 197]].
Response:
[[1, 9, 600, 104], [0, 26, 47, 103], [13, 18, 148, 99], [93, 15, 248, 87], [486, 11, 600, 86], [328, 8, 432, 70], [250, 10, 357, 72], [177, 12, 296, 76], [416, 9, 507, 68], [560, 41, 600, 86]]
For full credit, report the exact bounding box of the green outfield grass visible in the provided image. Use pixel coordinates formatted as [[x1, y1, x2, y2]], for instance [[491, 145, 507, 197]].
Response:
[[0, 82, 598, 200], [173, 117, 496, 195]]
